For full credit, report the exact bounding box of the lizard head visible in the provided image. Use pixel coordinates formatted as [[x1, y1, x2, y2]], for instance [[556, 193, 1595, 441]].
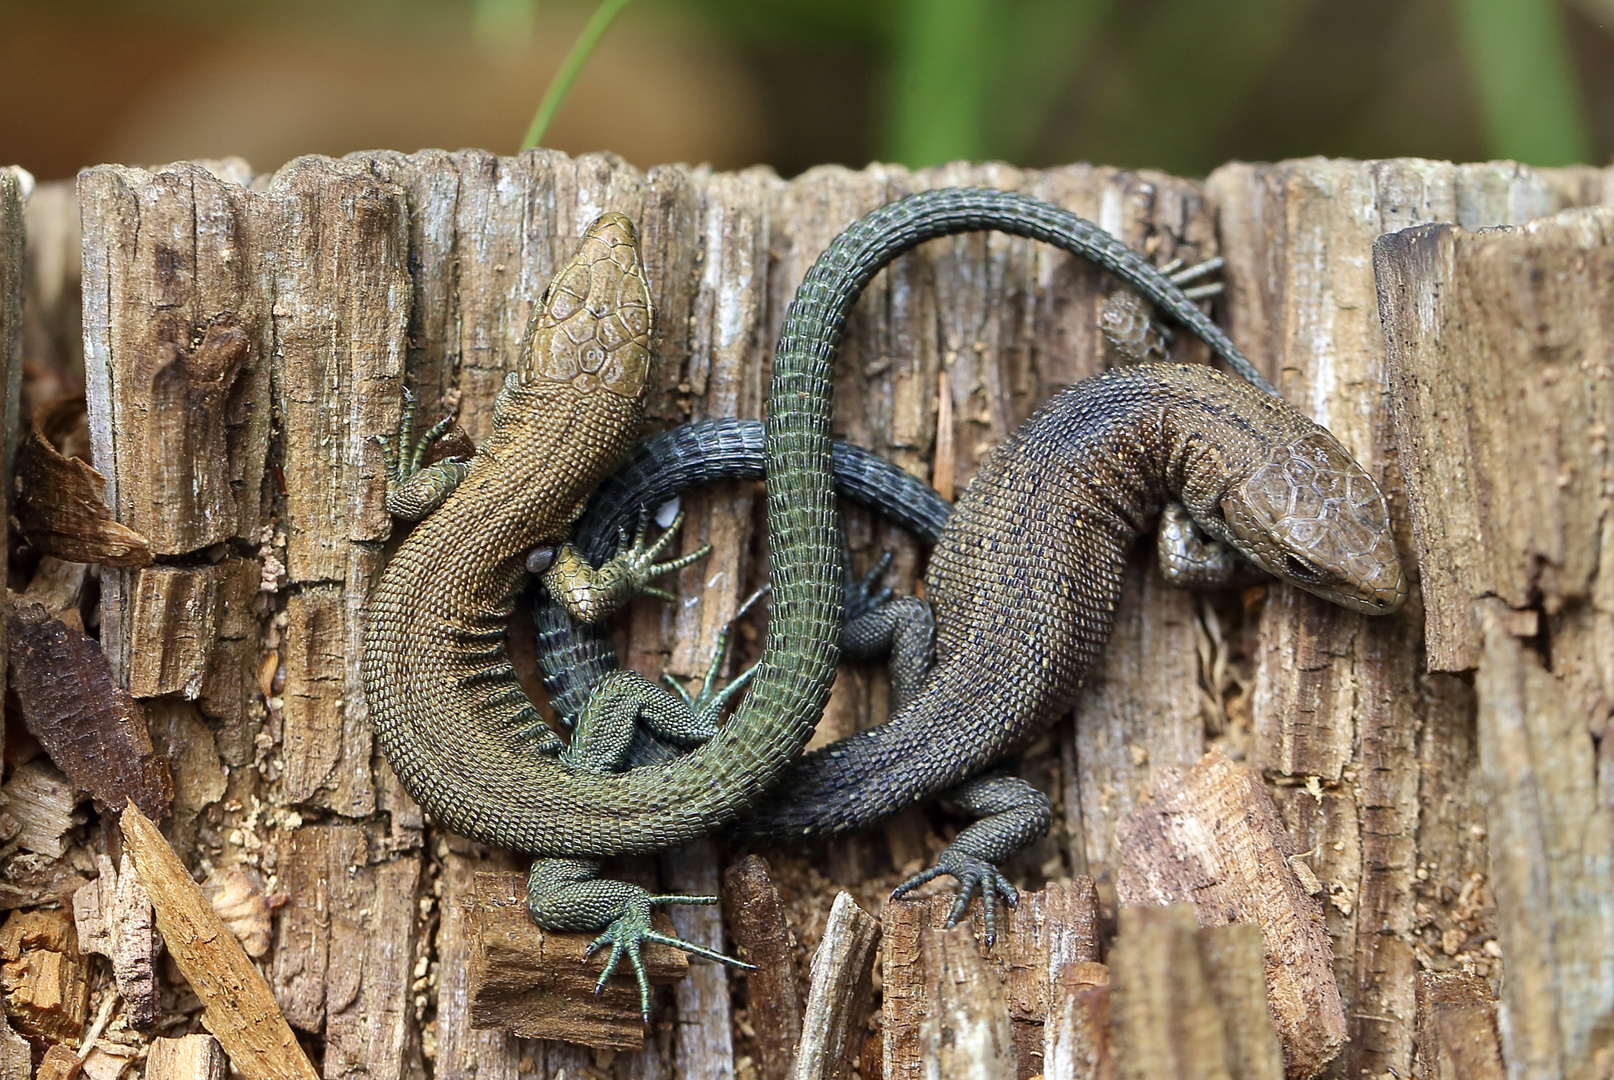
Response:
[[520, 211, 654, 399], [1210, 430, 1407, 614]]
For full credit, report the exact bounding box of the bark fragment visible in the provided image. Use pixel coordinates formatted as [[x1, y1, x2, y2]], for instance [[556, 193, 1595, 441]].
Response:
[[9, 600, 173, 819], [724, 854, 803, 1080]]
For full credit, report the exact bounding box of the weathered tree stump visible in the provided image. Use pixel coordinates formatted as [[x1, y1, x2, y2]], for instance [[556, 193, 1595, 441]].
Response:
[[0, 147, 1600, 1079]]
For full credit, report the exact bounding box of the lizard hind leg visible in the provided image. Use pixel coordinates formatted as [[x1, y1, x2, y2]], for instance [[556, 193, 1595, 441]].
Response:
[[526, 858, 752, 1020], [889, 774, 1052, 945]]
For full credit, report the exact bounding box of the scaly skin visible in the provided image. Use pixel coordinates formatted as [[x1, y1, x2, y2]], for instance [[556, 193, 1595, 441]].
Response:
[[533, 190, 1407, 945]]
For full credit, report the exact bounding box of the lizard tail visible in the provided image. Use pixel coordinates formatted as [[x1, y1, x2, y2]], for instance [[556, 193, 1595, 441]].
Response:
[[504, 187, 1266, 857]]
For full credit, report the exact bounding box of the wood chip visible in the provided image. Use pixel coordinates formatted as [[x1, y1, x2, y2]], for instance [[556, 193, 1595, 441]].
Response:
[[120, 801, 318, 1080], [1116, 748, 1344, 1076], [0, 1011, 27, 1080], [465, 870, 688, 1050], [791, 892, 880, 1080], [146, 1034, 226, 1080], [9, 601, 173, 819], [72, 853, 158, 1028], [1, 759, 83, 859], [724, 854, 803, 1080], [0, 907, 92, 1042], [36, 1044, 83, 1080]]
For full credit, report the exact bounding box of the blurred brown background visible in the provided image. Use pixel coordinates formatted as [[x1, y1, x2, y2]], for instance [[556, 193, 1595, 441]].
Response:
[[3, 0, 1612, 183]]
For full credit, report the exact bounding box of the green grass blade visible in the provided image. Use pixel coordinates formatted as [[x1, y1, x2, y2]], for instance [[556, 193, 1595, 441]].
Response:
[[1453, 0, 1591, 166], [521, 0, 636, 152]]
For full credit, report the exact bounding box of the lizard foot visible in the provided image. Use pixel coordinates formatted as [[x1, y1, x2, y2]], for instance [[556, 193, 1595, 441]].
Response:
[[891, 851, 1020, 945], [542, 510, 712, 623], [661, 585, 768, 737], [378, 386, 472, 520], [587, 893, 753, 1020]]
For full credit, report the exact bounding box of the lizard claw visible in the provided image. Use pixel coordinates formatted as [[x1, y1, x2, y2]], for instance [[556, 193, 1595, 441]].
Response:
[[891, 851, 1020, 946], [585, 894, 752, 1020]]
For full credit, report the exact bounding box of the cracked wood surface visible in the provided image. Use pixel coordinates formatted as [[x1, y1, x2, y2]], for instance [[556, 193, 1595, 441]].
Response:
[[58, 150, 1614, 1079]]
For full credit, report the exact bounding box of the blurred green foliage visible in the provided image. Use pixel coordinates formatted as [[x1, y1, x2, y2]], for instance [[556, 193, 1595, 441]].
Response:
[[672, 0, 1600, 170], [7, 0, 1607, 174]]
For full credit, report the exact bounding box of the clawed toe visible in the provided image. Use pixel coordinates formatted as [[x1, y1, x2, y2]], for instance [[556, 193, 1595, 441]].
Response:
[[890, 854, 1019, 945], [586, 896, 752, 1020]]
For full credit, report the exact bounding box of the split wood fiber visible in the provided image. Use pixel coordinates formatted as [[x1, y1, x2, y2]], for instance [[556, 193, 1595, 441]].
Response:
[[883, 879, 1100, 1080], [1377, 205, 1614, 1079], [791, 892, 879, 1080]]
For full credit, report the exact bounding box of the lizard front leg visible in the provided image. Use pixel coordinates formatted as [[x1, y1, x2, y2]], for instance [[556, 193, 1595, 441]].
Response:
[[525, 858, 744, 1020], [533, 510, 711, 626]]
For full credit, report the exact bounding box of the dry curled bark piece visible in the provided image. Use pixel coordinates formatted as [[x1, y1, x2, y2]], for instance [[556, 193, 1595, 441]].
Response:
[[8, 601, 173, 820], [16, 397, 151, 568], [121, 801, 319, 1080], [200, 868, 272, 959]]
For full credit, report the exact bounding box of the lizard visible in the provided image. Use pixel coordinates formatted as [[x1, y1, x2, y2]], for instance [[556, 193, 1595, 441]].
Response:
[[364, 208, 837, 1001], [530, 187, 1408, 948]]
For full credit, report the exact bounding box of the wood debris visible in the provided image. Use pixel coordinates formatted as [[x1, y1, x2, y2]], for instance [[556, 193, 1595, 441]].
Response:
[[723, 854, 803, 1080], [147, 1034, 226, 1080], [1, 760, 84, 860], [120, 801, 318, 1080], [9, 600, 174, 819], [36, 1043, 83, 1080], [1108, 904, 1283, 1080], [1116, 747, 1344, 1075], [791, 891, 879, 1080], [464, 871, 688, 1050], [0, 907, 92, 1042], [72, 853, 158, 1027], [0, 1012, 28, 1080]]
